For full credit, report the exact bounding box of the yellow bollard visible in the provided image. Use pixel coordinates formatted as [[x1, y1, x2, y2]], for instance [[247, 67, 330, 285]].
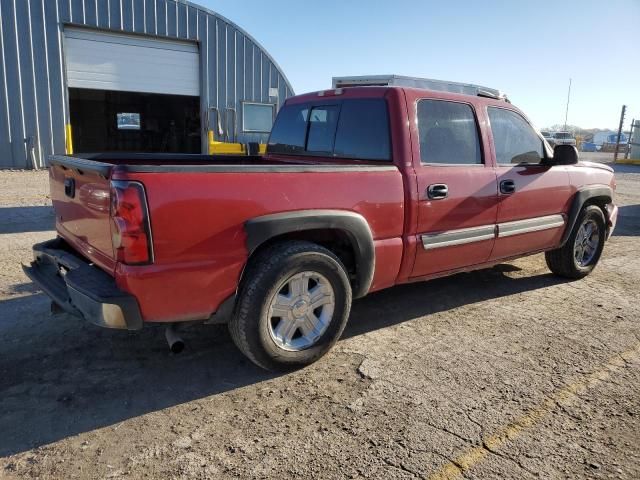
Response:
[[65, 124, 74, 155]]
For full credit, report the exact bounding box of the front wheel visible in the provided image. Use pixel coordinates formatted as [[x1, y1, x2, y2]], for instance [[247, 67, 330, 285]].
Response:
[[545, 205, 606, 279], [229, 241, 352, 371]]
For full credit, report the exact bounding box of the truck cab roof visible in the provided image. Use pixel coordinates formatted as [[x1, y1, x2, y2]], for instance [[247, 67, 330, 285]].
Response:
[[332, 74, 508, 101], [289, 85, 511, 106]]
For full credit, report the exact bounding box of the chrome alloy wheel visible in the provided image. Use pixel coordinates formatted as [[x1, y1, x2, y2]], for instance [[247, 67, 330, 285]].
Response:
[[574, 219, 600, 267], [267, 271, 335, 351]]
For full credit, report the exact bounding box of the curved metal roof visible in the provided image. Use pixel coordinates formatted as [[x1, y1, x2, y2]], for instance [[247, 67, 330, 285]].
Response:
[[183, 0, 294, 95]]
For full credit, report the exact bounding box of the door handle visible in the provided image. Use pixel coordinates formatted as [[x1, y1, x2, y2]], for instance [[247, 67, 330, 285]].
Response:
[[427, 183, 448, 200], [500, 179, 516, 195], [64, 177, 75, 199]]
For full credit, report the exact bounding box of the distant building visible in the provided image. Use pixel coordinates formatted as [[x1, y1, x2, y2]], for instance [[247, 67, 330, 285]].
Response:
[[592, 131, 627, 146]]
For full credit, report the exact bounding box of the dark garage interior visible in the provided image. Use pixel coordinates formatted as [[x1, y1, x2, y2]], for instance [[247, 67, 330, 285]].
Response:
[[69, 89, 201, 154]]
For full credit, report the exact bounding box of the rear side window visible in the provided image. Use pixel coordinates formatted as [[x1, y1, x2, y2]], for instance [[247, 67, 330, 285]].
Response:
[[268, 98, 391, 161], [417, 100, 482, 165], [488, 107, 544, 165]]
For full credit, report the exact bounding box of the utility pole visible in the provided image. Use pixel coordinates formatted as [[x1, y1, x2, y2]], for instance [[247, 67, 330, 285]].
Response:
[[625, 118, 634, 160], [564, 78, 572, 131], [614, 105, 626, 163]]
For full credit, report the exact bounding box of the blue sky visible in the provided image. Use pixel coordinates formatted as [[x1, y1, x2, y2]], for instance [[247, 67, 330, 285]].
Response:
[[203, 0, 639, 130]]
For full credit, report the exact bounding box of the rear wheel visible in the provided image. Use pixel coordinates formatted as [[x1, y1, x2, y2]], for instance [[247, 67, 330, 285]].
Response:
[[229, 241, 352, 371], [545, 205, 606, 279]]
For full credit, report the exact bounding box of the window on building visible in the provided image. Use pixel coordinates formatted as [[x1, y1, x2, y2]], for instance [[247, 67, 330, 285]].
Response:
[[417, 100, 482, 165], [488, 107, 544, 165], [242, 103, 275, 133]]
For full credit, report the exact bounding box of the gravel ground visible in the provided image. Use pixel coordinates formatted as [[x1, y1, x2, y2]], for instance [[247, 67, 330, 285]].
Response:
[[1, 153, 639, 479]]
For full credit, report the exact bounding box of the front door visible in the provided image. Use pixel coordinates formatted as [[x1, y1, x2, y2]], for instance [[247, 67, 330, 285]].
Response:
[[487, 107, 572, 260], [410, 98, 499, 278]]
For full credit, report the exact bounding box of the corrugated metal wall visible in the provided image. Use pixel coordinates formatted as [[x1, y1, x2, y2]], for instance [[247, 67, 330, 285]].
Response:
[[0, 0, 294, 169]]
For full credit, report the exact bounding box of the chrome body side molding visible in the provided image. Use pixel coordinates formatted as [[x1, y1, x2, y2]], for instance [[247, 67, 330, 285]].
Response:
[[420, 214, 566, 250], [497, 214, 565, 238], [421, 224, 495, 250]]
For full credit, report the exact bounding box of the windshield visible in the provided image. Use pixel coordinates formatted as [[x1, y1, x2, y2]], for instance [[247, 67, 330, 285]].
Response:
[[554, 132, 573, 139], [268, 98, 391, 161]]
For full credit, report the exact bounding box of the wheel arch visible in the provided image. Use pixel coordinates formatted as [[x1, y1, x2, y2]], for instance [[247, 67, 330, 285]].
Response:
[[560, 185, 612, 246], [244, 210, 375, 299]]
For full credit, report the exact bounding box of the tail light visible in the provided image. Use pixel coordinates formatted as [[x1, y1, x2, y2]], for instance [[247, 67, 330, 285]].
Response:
[[110, 181, 153, 265]]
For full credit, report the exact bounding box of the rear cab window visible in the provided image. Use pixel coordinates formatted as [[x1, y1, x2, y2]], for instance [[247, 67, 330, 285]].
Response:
[[268, 98, 391, 161], [307, 105, 340, 154]]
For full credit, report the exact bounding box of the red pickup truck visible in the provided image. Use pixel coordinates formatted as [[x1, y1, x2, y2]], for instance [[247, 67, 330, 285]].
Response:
[[25, 86, 618, 371]]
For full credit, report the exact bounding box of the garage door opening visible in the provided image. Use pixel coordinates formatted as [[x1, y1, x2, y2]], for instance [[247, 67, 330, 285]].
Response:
[[69, 88, 201, 153], [63, 27, 201, 154]]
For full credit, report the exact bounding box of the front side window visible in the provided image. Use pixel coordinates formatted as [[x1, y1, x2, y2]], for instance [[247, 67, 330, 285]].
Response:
[[268, 98, 391, 161], [242, 103, 275, 133], [417, 100, 482, 165], [488, 108, 544, 165]]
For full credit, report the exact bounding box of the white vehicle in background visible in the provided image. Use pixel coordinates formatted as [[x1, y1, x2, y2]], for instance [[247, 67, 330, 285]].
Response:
[[541, 131, 554, 146], [552, 131, 576, 147]]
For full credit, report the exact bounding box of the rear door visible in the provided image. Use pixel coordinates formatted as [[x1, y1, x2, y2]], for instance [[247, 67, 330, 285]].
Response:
[[410, 97, 499, 278], [487, 107, 571, 260]]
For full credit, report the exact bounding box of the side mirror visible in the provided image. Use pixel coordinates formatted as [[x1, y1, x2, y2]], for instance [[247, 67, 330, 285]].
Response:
[[551, 144, 579, 165]]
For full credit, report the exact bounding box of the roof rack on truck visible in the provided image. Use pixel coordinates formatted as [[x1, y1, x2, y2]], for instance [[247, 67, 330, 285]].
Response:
[[332, 75, 509, 102]]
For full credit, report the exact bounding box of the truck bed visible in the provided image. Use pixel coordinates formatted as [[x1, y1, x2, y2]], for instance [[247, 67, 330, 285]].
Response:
[[47, 152, 404, 323]]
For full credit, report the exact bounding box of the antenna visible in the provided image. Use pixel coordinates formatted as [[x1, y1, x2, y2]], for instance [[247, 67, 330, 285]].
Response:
[[564, 78, 572, 131]]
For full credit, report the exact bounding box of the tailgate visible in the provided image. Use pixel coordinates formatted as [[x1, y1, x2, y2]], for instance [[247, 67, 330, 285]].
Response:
[[49, 156, 116, 273]]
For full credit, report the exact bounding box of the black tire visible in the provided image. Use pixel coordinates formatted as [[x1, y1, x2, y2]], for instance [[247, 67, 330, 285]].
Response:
[[229, 241, 352, 372], [545, 205, 606, 279]]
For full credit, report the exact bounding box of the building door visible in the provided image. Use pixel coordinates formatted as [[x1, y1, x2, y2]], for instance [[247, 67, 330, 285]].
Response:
[[64, 27, 201, 153]]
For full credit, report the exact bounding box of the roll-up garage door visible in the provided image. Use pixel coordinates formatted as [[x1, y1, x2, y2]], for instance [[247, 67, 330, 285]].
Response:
[[64, 28, 200, 96]]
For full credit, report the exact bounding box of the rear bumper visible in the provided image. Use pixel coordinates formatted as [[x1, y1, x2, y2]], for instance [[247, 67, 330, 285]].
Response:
[[23, 238, 143, 330]]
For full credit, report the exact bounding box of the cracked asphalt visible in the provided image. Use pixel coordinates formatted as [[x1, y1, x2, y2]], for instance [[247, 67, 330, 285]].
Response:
[[1, 153, 639, 479]]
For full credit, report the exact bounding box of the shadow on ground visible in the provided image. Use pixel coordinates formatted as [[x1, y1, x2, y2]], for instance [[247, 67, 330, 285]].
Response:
[[0, 206, 54, 234], [613, 204, 640, 237], [611, 163, 640, 174], [0, 264, 567, 457]]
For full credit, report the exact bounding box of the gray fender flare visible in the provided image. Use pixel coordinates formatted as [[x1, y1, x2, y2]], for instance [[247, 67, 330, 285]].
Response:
[[244, 210, 375, 298], [560, 185, 613, 246]]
